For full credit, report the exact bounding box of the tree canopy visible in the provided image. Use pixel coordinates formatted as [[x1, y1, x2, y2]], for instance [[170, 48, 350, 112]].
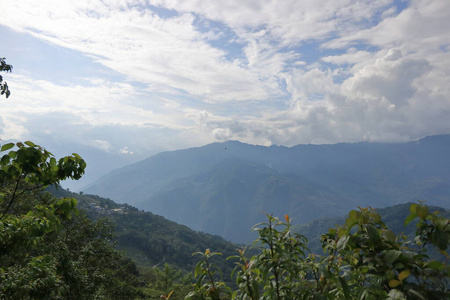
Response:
[[0, 142, 144, 299], [0, 58, 12, 98]]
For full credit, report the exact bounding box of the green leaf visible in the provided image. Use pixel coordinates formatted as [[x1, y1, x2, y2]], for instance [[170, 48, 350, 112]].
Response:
[[430, 230, 448, 250], [425, 260, 444, 271], [24, 141, 36, 147], [435, 218, 449, 230], [384, 250, 402, 264], [8, 151, 16, 158], [415, 205, 429, 220], [383, 229, 397, 243], [0, 154, 10, 165], [194, 260, 204, 277], [398, 269, 410, 281], [404, 213, 417, 226], [366, 224, 381, 243], [409, 204, 418, 214], [338, 276, 351, 300], [389, 279, 401, 288], [347, 210, 361, 225], [1, 143, 14, 152], [338, 227, 349, 238]]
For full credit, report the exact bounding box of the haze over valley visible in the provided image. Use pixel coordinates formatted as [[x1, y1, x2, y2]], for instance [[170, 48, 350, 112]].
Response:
[[85, 134, 450, 243]]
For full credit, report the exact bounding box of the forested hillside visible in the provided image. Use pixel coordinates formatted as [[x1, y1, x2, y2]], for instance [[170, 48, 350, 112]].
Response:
[[49, 186, 239, 274], [85, 135, 450, 243]]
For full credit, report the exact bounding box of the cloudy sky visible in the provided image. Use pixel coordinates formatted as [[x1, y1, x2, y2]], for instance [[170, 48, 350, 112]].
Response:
[[1, 0, 450, 190]]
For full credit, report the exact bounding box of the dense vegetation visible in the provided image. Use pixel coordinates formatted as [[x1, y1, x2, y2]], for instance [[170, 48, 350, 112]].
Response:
[[48, 186, 239, 275], [187, 205, 449, 299], [0, 142, 144, 299], [294, 203, 450, 256]]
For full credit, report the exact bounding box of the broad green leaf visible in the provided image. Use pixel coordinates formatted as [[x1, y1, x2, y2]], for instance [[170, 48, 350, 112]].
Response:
[[24, 141, 36, 147], [430, 230, 448, 250], [404, 213, 417, 226], [409, 204, 418, 214], [347, 210, 360, 223], [384, 250, 402, 264], [366, 224, 381, 243], [8, 151, 16, 158], [415, 205, 428, 220], [398, 269, 410, 281], [383, 229, 397, 243], [0, 155, 10, 165], [425, 260, 444, 271], [194, 260, 204, 277], [435, 218, 449, 230], [1, 143, 14, 152], [389, 279, 401, 288], [338, 227, 348, 238]]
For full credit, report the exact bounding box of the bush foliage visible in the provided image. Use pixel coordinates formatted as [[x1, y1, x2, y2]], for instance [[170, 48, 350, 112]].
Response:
[[188, 205, 449, 300]]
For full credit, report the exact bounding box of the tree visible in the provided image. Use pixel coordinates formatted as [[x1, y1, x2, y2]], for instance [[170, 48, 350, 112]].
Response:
[[0, 142, 145, 299], [0, 141, 86, 219], [0, 58, 12, 98]]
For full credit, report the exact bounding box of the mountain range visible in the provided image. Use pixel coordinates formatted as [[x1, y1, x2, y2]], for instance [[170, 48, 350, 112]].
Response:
[[84, 134, 450, 243]]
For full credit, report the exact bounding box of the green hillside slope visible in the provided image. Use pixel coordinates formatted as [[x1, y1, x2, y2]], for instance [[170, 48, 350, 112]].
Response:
[[48, 186, 239, 274], [84, 135, 450, 243]]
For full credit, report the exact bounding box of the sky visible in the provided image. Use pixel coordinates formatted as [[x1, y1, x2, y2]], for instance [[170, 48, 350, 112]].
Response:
[[1, 0, 450, 191]]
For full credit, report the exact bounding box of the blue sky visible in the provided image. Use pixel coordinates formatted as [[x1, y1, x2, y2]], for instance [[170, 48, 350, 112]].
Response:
[[1, 0, 449, 190]]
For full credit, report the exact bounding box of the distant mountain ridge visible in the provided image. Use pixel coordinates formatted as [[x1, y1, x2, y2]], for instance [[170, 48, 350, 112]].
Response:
[[84, 135, 450, 243]]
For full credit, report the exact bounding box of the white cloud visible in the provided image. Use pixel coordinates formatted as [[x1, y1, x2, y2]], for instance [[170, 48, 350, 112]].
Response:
[[119, 146, 134, 154], [1, 1, 273, 102], [87, 139, 112, 151], [1, 0, 450, 189]]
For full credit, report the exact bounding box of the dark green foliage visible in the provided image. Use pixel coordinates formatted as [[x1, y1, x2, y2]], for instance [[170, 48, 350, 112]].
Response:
[[143, 263, 193, 299], [0, 142, 144, 299], [113, 211, 238, 275], [188, 204, 449, 299], [45, 214, 144, 300], [0, 58, 12, 98], [294, 203, 450, 256]]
